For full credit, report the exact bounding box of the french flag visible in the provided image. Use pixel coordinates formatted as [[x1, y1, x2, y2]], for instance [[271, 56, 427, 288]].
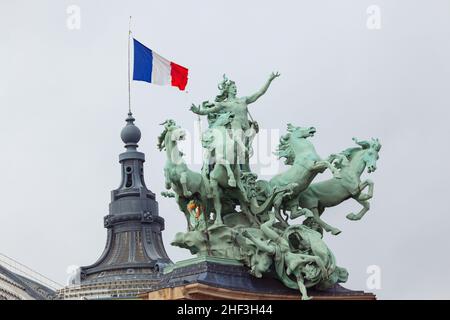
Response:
[[133, 38, 189, 91]]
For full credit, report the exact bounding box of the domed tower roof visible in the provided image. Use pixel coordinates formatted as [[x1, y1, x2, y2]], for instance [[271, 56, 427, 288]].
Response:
[[74, 112, 171, 299]]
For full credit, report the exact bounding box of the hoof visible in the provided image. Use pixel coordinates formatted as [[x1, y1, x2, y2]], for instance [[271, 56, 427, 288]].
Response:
[[331, 228, 342, 235], [346, 213, 360, 221], [228, 179, 236, 187], [303, 209, 314, 218]]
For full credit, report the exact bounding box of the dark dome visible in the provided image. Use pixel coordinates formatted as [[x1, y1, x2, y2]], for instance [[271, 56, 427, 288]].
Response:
[[121, 113, 141, 144]]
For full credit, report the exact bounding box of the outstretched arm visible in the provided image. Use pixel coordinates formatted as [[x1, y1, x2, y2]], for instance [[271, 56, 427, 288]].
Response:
[[190, 101, 223, 115], [260, 212, 288, 245], [242, 230, 276, 254], [246, 72, 280, 104], [260, 217, 282, 242], [297, 275, 311, 300]]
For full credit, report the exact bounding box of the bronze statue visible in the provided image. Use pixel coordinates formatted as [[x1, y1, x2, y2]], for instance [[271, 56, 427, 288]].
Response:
[[158, 73, 381, 299]]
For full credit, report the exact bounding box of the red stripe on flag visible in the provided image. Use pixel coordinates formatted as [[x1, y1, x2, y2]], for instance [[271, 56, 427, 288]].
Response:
[[170, 62, 188, 91]]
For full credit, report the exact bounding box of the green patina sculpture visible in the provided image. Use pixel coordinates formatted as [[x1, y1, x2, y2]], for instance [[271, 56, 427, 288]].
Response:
[[158, 73, 381, 299]]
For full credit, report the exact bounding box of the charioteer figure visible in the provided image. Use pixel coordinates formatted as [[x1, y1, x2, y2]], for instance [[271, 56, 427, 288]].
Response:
[[190, 72, 280, 172]]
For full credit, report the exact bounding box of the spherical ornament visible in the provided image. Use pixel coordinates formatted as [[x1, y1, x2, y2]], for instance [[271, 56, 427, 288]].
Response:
[[121, 113, 141, 144]]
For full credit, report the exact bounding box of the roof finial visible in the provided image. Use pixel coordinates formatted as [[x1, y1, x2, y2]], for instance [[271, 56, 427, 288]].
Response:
[[121, 111, 141, 149]]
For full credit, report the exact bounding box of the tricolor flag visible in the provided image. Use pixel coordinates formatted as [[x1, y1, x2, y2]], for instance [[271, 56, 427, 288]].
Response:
[[133, 38, 189, 91]]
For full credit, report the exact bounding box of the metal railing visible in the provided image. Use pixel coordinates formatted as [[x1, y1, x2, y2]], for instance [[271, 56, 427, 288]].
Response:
[[0, 253, 63, 291]]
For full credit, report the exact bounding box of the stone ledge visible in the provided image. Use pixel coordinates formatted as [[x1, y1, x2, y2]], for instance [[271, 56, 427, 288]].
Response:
[[140, 283, 376, 300], [141, 258, 376, 300]]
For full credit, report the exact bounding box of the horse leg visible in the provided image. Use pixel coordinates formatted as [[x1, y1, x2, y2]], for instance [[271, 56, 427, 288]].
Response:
[[180, 172, 192, 197], [313, 160, 340, 177], [234, 166, 248, 202], [311, 160, 328, 172], [285, 196, 302, 220], [310, 207, 342, 235], [303, 217, 323, 235], [223, 160, 237, 187], [357, 179, 374, 201], [346, 196, 370, 221], [209, 176, 223, 225], [164, 168, 171, 189], [290, 206, 312, 220], [289, 199, 315, 220], [202, 176, 213, 199], [273, 194, 289, 227], [214, 155, 236, 187], [174, 193, 190, 230], [324, 160, 341, 178], [201, 160, 213, 198]]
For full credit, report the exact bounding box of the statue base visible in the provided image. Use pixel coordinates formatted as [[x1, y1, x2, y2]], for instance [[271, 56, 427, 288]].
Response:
[[139, 256, 376, 300]]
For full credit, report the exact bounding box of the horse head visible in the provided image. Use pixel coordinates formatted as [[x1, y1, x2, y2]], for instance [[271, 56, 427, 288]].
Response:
[[287, 123, 316, 139], [157, 119, 186, 151], [352, 137, 381, 173], [276, 124, 316, 165]]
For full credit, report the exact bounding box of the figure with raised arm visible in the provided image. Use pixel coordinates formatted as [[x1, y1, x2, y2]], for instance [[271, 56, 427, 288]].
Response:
[[190, 72, 280, 171]]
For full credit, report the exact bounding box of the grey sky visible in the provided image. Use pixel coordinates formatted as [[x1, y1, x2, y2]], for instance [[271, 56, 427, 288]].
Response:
[[1, 0, 449, 299]]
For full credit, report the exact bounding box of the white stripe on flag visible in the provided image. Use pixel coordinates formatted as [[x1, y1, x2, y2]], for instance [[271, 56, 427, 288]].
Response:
[[151, 52, 171, 85]]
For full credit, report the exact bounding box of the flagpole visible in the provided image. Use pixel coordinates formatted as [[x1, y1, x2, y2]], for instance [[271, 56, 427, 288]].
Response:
[[128, 16, 132, 114]]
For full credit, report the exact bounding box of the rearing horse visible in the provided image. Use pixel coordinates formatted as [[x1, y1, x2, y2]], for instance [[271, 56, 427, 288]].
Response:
[[258, 124, 339, 227], [292, 138, 381, 235], [158, 120, 209, 227]]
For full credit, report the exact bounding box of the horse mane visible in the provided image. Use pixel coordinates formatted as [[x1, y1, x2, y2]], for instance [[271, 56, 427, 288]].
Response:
[[157, 119, 177, 151], [157, 128, 167, 151], [339, 138, 381, 161], [274, 133, 295, 165], [341, 147, 362, 161]]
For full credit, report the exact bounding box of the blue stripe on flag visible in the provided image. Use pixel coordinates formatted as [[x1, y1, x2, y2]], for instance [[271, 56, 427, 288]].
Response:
[[133, 38, 153, 83]]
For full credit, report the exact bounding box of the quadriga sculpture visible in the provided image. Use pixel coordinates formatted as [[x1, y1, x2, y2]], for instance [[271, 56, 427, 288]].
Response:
[[159, 73, 381, 300]]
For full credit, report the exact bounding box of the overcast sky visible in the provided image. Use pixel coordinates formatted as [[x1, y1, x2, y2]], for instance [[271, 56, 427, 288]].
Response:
[[1, 0, 449, 299]]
